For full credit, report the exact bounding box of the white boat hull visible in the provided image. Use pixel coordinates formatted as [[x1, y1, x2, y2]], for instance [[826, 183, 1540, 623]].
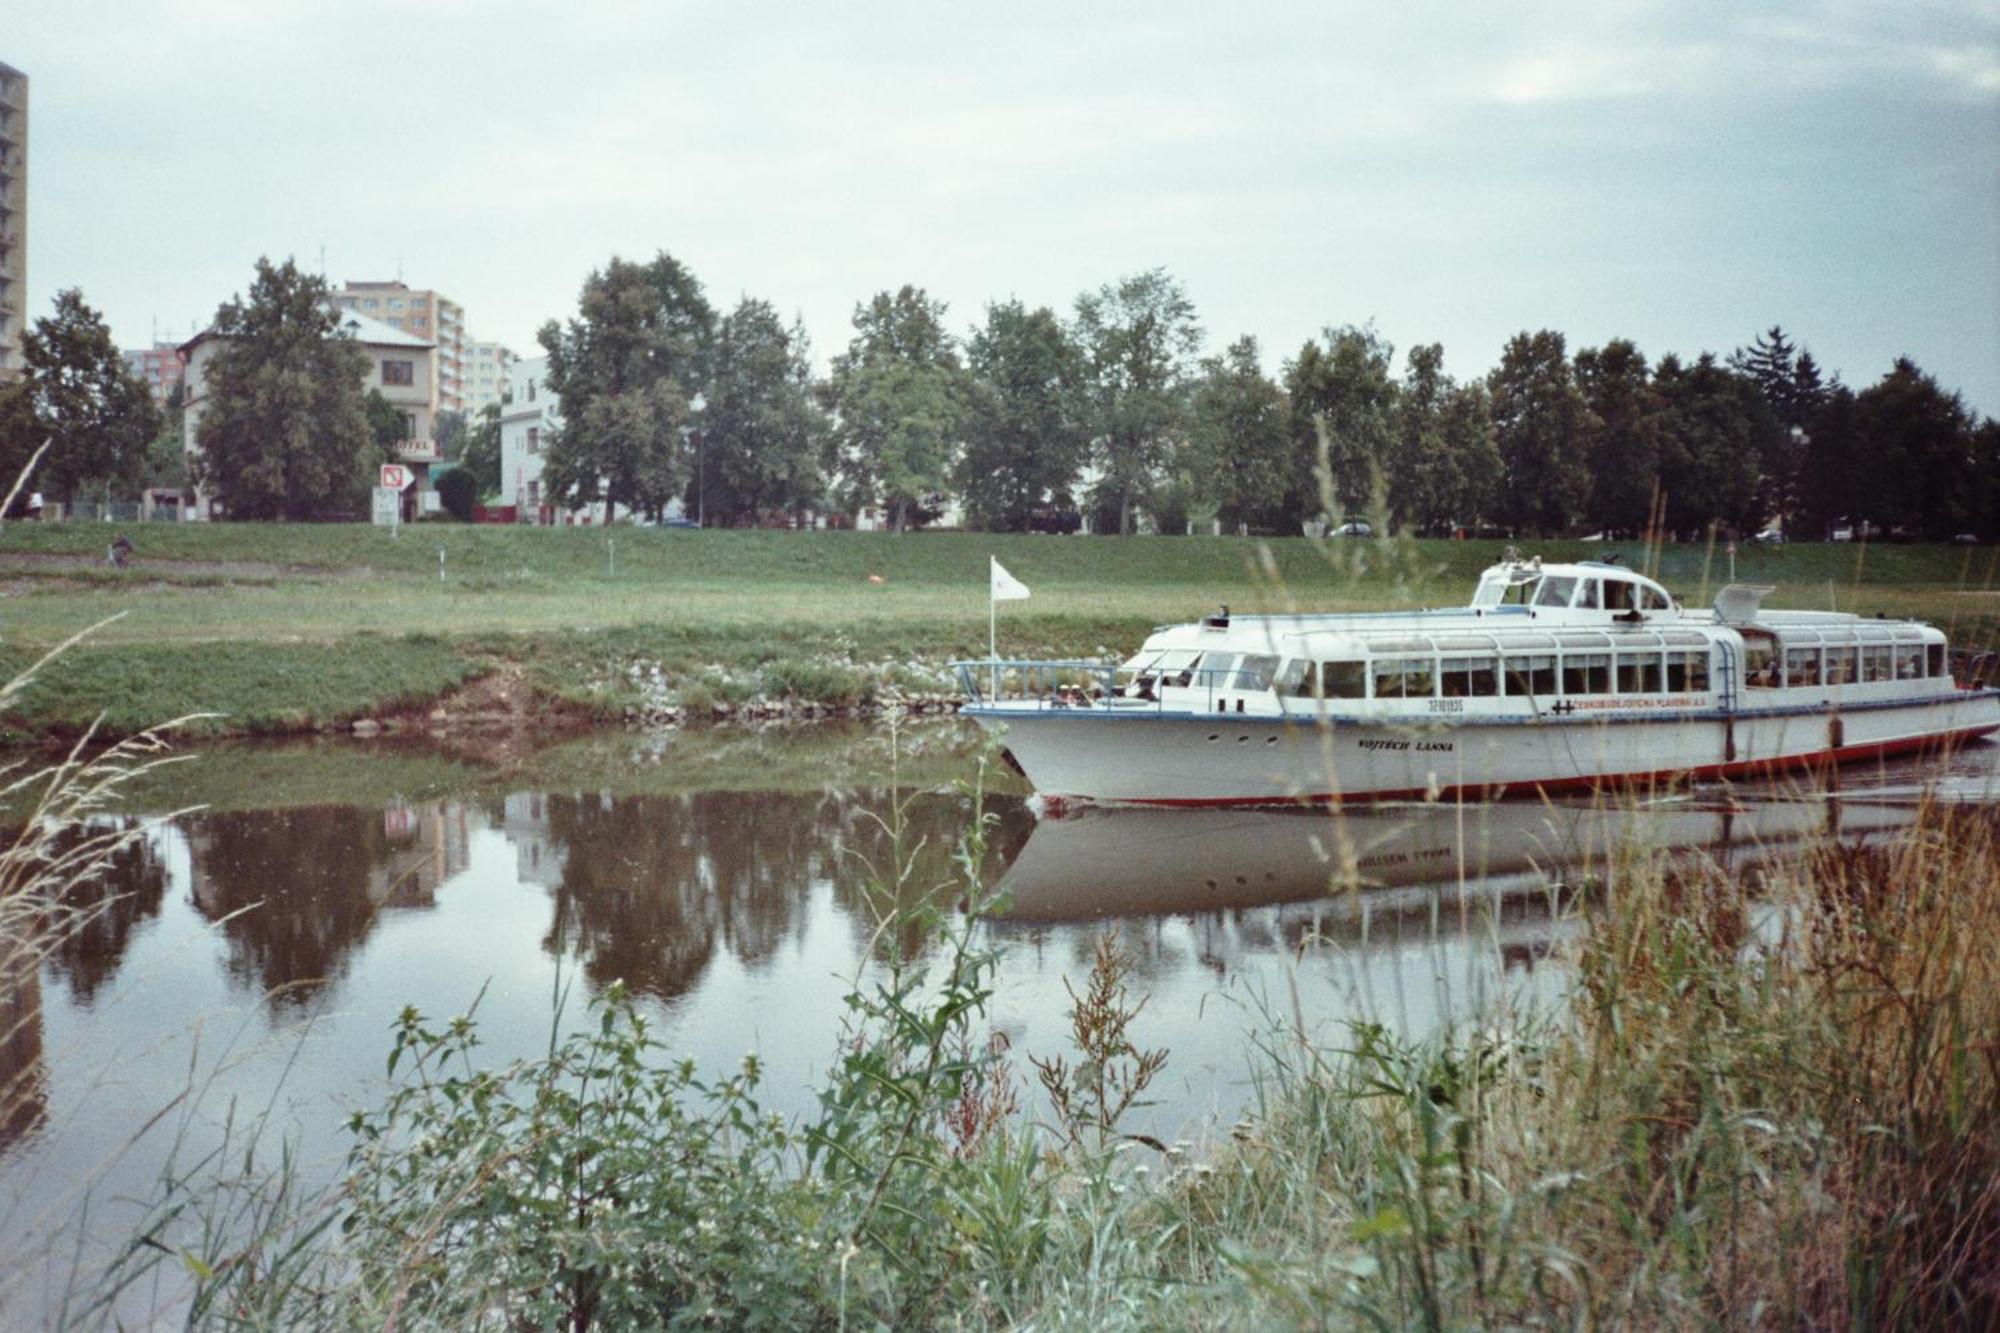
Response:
[[966, 692, 2000, 806]]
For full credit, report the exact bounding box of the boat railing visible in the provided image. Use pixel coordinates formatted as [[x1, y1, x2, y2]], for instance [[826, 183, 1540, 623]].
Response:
[[954, 659, 1118, 706], [953, 658, 1280, 711]]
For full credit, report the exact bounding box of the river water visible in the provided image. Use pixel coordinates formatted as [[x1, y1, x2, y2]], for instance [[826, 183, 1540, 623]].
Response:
[[2, 720, 1996, 1316]]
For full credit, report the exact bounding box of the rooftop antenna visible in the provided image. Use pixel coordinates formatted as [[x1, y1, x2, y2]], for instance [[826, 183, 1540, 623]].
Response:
[[318, 243, 326, 279]]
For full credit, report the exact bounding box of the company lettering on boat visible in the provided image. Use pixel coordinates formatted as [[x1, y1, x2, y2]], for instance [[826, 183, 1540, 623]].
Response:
[[953, 556, 2000, 806], [1358, 738, 1455, 752]]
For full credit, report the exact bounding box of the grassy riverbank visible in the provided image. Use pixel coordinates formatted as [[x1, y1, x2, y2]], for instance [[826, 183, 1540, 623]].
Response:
[[2, 522, 1995, 740]]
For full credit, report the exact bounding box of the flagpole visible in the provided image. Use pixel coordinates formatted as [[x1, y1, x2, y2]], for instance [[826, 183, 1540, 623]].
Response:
[[989, 571, 999, 699]]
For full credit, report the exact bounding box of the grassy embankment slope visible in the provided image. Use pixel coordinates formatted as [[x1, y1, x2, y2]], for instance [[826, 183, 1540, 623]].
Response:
[[1, 521, 1994, 740]]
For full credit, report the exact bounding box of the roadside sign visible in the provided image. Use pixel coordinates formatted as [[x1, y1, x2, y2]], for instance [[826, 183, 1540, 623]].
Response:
[[372, 486, 402, 527], [380, 464, 411, 491]]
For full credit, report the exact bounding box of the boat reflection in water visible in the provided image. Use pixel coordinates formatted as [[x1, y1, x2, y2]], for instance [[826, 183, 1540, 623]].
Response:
[[994, 789, 1933, 936]]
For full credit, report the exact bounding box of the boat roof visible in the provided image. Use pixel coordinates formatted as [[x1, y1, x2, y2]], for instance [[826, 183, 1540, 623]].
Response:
[[1131, 558, 1943, 658]]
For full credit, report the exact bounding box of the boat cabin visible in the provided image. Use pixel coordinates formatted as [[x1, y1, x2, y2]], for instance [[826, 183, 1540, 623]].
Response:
[[1098, 560, 1955, 719], [1469, 559, 1675, 617]]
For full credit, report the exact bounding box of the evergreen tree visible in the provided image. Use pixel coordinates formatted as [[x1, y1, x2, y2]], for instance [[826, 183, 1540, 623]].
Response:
[[193, 258, 375, 521], [958, 300, 1088, 531], [1073, 269, 1202, 534], [696, 298, 826, 526], [539, 252, 715, 523], [820, 286, 967, 531]]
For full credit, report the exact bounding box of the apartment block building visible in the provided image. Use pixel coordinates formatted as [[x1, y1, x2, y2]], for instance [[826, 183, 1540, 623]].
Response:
[[334, 280, 467, 412], [122, 342, 186, 406], [0, 61, 28, 383], [462, 339, 516, 416]]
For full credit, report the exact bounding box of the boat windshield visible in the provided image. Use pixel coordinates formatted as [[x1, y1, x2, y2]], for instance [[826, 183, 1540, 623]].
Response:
[[1472, 569, 1541, 607]]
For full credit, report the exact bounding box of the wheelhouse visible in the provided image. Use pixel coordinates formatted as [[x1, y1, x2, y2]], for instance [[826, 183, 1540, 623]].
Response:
[[1470, 561, 1675, 614]]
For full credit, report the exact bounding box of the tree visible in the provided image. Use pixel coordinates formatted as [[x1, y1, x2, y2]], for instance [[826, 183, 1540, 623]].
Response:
[[695, 298, 827, 526], [1073, 269, 1202, 534], [538, 252, 715, 524], [459, 403, 502, 497], [1574, 339, 1664, 536], [1283, 325, 1396, 524], [1487, 330, 1595, 535], [1853, 357, 1982, 540], [194, 258, 376, 521], [1186, 335, 1290, 532], [820, 286, 967, 531], [434, 467, 477, 521], [364, 390, 406, 455], [1729, 326, 1824, 525], [433, 408, 467, 462], [1388, 343, 1499, 534], [143, 380, 189, 492], [958, 300, 1089, 531], [1796, 382, 1865, 540], [1, 289, 160, 507], [1652, 353, 1771, 537]]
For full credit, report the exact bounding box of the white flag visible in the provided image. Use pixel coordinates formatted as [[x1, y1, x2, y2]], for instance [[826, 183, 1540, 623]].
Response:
[[990, 557, 1030, 601]]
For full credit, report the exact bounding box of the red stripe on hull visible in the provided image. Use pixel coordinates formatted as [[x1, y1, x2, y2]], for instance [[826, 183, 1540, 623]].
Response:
[[1054, 724, 2000, 810]]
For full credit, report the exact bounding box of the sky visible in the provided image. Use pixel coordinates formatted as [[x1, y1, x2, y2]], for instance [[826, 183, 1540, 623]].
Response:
[[9, 0, 1999, 413]]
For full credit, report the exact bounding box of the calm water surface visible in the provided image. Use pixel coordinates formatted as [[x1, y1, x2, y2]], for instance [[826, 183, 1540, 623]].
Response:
[[3, 721, 1996, 1313]]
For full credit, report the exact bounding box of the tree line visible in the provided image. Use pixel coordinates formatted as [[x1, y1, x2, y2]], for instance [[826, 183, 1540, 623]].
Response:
[[4, 253, 1995, 540]]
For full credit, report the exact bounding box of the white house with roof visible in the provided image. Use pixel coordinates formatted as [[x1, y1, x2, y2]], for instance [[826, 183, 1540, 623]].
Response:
[[180, 305, 439, 520]]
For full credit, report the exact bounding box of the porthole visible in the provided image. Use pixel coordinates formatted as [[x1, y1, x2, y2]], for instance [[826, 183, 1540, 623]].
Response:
[[1236, 736, 1249, 744], [1206, 733, 1219, 742]]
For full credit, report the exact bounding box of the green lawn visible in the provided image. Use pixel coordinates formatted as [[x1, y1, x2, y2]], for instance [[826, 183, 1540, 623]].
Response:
[[2, 522, 1994, 740]]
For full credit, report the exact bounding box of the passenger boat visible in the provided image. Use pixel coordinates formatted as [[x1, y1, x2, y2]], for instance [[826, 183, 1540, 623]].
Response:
[[954, 557, 2000, 807]]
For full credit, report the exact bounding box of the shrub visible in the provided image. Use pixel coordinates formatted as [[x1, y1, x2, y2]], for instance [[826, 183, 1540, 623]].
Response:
[[433, 467, 477, 522]]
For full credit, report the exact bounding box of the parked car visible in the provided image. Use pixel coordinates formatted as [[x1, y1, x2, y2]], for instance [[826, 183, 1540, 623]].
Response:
[[1952, 533, 1980, 545], [1332, 520, 1373, 538], [1752, 527, 1785, 544]]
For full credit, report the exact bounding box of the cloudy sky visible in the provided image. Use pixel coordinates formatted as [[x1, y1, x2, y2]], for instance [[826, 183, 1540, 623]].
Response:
[[10, 1, 1999, 412]]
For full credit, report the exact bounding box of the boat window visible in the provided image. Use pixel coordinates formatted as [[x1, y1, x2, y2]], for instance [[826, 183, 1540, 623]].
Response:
[[1861, 645, 1892, 683], [1562, 652, 1612, 694], [1617, 651, 1664, 694], [1894, 646, 1922, 681], [1927, 643, 1946, 677], [1197, 652, 1240, 689], [1640, 585, 1671, 611], [1603, 579, 1636, 611], [1322, 660, 1367, 698], [1785, 646, 1821, 687], [1666, 650, 1710, 692], [1575, 579, 1601, 609], [1275, 659, 1312, 697], [1534, 576, 1577, 608], [1505, 653, 1557, 696], [1237, 654, 1279, 690], [1501, 578, 1540, 606], [1743, 640, 1779, 688], [1826, 645, 1857, 685], [1371, 658, 1435, 699], [1439, 655, 1500, 697]]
